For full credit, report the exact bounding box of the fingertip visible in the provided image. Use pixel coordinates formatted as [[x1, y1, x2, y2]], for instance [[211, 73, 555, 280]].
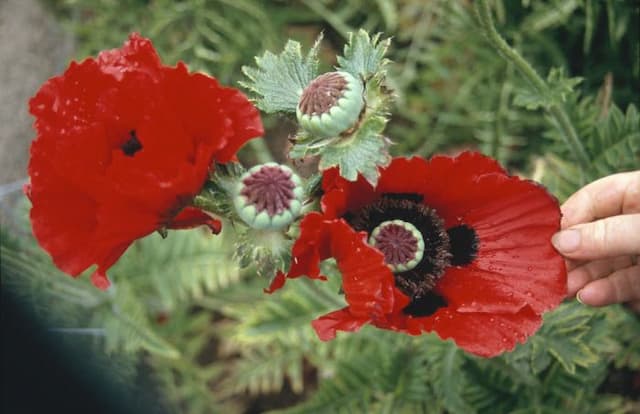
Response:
[[576, 282, 610, 307], [551, 229, 581, 253]]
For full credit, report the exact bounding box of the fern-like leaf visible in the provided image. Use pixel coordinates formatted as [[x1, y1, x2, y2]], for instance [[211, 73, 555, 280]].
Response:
[[241, 34, 323, 113]]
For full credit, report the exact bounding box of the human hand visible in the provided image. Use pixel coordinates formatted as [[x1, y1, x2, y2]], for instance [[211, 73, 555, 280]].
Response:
[[551, 171, 640, 309]]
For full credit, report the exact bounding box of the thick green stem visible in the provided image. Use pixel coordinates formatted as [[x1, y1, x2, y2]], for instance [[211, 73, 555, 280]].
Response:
[[246, 137, 274, 164], [474, 0, 591, 177]]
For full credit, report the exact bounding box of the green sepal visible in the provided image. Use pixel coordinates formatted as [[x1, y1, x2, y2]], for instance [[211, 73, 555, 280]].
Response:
[[288, 30, 394, 185], [317, 115, 391, 185], [193, 162, 246, 221], [290, 113, 391, 186], [337, 29, 391, 81], [241, 34, 323, 113], [233, 229, 292, 278]]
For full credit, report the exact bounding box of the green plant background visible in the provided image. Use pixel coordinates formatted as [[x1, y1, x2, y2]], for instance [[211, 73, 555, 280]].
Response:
[[2, 0, 639, 413]]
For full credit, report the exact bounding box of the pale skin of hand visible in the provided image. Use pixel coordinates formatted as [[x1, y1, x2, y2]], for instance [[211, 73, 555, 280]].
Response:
[[551, 171, 640, 310]]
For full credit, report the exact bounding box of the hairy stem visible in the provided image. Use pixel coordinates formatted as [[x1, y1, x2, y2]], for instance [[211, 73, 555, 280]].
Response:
[[474, 0, 591, 178], [246, 137, 274, 164]]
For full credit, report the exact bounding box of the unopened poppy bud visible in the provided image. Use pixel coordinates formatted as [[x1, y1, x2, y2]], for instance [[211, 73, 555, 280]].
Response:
[[234, 163, 304, 230], [296, 71, 364, 138]]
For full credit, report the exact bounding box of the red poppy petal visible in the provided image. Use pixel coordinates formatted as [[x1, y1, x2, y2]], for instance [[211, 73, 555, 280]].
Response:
[[97, 33, 162, 80], [372, 304, 541, 357], [330, 220, 409, 317], [163, 65, 263, 163], [264, 271, 287, 294], [27, 34, 263, 288], [212, 87, 264, 162], [91, 269, 111, 290], [404, 152, 509, 227], [321, 168, 377, 218], [281, 212, 406, 316], [168, 207, 221, 233], [320, 152, 505, 219], [284, 212, 331, 281], [312, 308, 369, 341], [436, 174, 566, 314], [28, 170, 101, 276], [430, 306, 541, 357], [88, 241, 131, 290], [375, 156, 433, 194]]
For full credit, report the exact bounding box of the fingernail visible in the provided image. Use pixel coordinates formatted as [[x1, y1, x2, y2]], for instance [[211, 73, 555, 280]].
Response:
[[576, 289, 585, 305], [552, 229, 581, 252]]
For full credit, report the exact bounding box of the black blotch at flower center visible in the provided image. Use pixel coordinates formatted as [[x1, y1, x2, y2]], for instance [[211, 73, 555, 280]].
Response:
[[346, 194, 451, 298], [344, 193, 479, 318], [402, 292, 448, 317], [447, 225, 479, 266], [241, 166, 296, 216], [121, 130, 142, 157]]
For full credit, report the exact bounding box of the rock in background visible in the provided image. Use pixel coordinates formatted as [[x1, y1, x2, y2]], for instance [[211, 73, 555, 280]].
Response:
[[0, 0, 73, 185]]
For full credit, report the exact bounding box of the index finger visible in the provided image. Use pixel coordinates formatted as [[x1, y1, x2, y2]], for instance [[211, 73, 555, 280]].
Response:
[[561, 171, 640, 228]]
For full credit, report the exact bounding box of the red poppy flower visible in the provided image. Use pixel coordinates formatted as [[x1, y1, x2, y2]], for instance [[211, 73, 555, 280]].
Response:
[[26, 34, 263, 289], [268, 152, 566, 357]]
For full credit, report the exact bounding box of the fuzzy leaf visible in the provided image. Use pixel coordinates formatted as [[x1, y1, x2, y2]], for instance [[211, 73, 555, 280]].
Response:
[[337, 29, 391, 79], [315, 115, 391, 185], [241, 34, 323, 113]]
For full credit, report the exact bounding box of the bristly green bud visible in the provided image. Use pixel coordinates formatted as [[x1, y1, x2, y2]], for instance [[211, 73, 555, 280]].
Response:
[[243, 29, 393, 185], [296, 71, 364, 138], [233, 163, 304, 230]]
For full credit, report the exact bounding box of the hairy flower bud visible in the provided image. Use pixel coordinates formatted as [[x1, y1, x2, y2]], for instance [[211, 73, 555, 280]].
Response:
[[296, 71, 364, 138], [233, 163, 304, 230]]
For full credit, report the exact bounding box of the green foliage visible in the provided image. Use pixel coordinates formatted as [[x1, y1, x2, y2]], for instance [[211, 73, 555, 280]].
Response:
[[115, 228, 242, 311], [311, 114, 391, 184], [337, 29, 391, 80], [242, 35, 323, 113], [513, 68, 584, 111], [541, 101, 640, 200], [45, 0, 281, 83], [11, 0, 640, 412]]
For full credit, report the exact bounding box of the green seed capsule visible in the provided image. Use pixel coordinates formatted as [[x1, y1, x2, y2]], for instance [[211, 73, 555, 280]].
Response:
[[233, 163, 305, 230], [296, 71, 364, 138]]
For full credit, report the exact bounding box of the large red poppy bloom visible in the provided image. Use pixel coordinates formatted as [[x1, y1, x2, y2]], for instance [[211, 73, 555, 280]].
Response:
[[26, 34, 263, 289], [268, 152, 566, 357]]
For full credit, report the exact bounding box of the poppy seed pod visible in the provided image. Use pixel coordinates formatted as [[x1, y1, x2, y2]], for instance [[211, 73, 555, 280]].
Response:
[[296, 71, 364, 138], [234, 163, 304, 230]]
